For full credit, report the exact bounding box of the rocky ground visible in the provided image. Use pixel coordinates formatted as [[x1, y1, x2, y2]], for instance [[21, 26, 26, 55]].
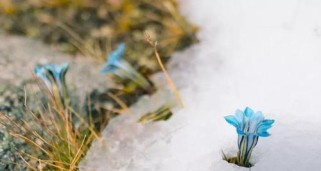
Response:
[[0, 30, 178, 170], [0, 32, 116, 170], [0, 32, 112, 97]]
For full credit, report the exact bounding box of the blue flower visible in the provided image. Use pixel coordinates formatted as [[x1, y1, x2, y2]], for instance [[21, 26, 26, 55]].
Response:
[[35, 63, 69, 90], [45, 63, 69, 89], [100, 43, 126, 74], [224, 107, 274, 137], [224, 107, 274, 167], [34, 63, 69, 103], [100, 43, 151, 89]]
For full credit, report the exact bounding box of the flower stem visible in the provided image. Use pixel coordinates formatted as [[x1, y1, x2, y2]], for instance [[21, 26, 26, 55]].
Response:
[[237, 135, 258, 167]]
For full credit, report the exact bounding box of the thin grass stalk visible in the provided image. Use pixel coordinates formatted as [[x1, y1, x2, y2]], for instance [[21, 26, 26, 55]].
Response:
[[145, 33, 184, 107]]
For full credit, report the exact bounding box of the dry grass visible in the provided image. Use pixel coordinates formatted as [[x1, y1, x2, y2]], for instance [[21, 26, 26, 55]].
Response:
[[0, 0, 198, 73], [0, 86, 100, 171], [145, 33, 184, 108]]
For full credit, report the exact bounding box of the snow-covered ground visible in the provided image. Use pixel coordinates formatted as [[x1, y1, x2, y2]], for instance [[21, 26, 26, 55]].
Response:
[[81, 0, 321, 170]]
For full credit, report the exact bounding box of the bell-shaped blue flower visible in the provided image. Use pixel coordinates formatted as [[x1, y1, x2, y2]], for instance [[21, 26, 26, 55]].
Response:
[[45, 63, 69, 91], [225, 107, 274, 137], [100, 43, 151, 90], [34, 63, 69, 104], [100, 43, 126, 75], [224, 107, 274, 167]]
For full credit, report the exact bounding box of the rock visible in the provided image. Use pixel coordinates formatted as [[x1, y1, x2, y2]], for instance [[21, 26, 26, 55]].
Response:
[[0, 33, 113, 97]]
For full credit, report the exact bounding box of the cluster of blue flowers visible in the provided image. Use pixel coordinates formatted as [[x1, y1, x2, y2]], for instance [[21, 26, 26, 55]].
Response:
[[225, 107, 275, 167], [34, 43, 151, 103], [34, 44, 275, 168]]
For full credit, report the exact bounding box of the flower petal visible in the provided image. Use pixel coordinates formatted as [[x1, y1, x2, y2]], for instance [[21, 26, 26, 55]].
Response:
[[244, 107, 254, 118], [257, 119, 274, 136], [249, 111, 264, 132], [100, 65, 117, 74], [108, 43, 125, 64], [59, 63, 69, 75], [57, 63, 69, 85], [34, 66, 52, 88], [237, 129, 245, 135], [235, 110, 244, 123], [257, 131, 271, 137], [44, 64, 69, 89], [224, 115, 241, 129]]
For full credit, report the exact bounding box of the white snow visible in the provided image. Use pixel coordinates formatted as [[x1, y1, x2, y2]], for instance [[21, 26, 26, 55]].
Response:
[[81, 0, 321, 170]]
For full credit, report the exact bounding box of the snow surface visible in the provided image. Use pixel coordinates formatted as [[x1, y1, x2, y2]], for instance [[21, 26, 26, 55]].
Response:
[[81, 0, 321, 170]]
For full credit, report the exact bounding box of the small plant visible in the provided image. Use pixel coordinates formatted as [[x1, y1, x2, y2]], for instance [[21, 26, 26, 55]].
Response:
[[0, 63, 100, 170], [101, 43, 153, 91], [138, 104, 173, 123], [1, 100, 98, 170], [34, 63, 69, 106], [224, 107, 275, 167]]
